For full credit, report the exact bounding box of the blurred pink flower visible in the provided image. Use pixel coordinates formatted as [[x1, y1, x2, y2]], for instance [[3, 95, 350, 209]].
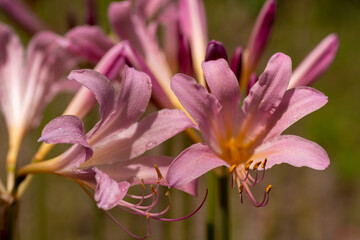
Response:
[[166, 53, 330, 206]]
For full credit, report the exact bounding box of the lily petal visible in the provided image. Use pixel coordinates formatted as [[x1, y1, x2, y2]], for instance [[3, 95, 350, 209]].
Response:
[[288, 34, 339, 89], [82, 109, 195, 167], [264, 87, 328, 141], [238, 53, 292, 144], [65, 25, 113, 63], [166, 143, 228, 188], [94, 168, 130, 210], [250, 135, 330, 170], [171, 73, 222, 152], [67, 69, 115, 134]]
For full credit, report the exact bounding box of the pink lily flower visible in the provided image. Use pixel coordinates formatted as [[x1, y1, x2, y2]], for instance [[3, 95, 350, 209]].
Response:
[[0, 23, 78, 191], [167, 53, 330, 207], [19, 67, 200, 236]]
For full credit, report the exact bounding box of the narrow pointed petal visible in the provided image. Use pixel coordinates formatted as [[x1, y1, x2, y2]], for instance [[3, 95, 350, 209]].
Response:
[[67, 69, 115, 132], [171, 73, 222, 152], [205, 40, 228, 62], [0, 0, 47, 34], [238, 53, 292, 144], [82, 109, 195, 167], [246, 0, 276, 72], [264, 87, 328, 141], [250, 135, 330, 170], [65, 26, 114, 63], [94, 168, 130, 210], [288, 34, 339, 89], [179, 0, 208, 83], [166, 143, 228, 188]]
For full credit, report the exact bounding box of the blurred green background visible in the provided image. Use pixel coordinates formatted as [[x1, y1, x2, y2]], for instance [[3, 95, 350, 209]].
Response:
[[1, 0, 360, 239]]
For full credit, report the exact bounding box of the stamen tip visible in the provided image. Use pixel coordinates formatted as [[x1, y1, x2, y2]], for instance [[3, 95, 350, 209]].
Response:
[[154, 164, 164, 180], [229, 164, 237, 173], [266, 185, 272, 193]]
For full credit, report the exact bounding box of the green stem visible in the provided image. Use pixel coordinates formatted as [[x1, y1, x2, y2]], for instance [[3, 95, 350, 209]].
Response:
[[206, 172, 217, 240], [219, 173, 230, 240]]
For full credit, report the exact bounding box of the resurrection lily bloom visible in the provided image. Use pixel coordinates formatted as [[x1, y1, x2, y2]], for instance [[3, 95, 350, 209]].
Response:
[[166, 53, 330, 207], [0, 23, 78, 192], [19, 67, 201, 237]]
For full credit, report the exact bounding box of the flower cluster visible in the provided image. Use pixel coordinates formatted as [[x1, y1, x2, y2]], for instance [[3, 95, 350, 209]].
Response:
[[0, 0, 338, 238]]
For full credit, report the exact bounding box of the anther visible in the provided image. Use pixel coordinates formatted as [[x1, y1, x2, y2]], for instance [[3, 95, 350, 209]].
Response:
[[146, 213, 150, 219], [229, 164, 237, 173], [266, 185, 272, 193], [141, 179, 145, 190], [253, 161, 262, 170], [261, 158, 267, 169], [245, 160, 253, 171], [238, 184, 243, 194], [154, 164, 164, 180], [165, 190, 170, 197], [150, 185, 157, 195]]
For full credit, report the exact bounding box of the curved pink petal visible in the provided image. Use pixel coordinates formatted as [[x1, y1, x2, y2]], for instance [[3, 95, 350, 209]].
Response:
[[289, 34, 339, 89], [82, 109, 195, 167], [251, 135, 329, 170], [38, 115, 93, 166], [238, 53, 292, 145], [67, 69, 115, 134], [202, 59, 241, 137], [264, 87, 328, 141], [171, 73, 222, 152], [65, 25, 113, 63], [93, 168, 130, 210], [166, 143, 228, 188], [98, 155, 198, 196]]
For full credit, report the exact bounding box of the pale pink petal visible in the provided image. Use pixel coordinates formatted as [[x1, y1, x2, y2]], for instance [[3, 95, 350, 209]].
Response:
[[93, 168, 130, 210], [202, 59, 241, 138], [166, 143, 228, 188], [288, 34, 339, 88], [98, 155, 198, 196], [65, 25, 113, 63], [82, 109, 195, 167], [246, 0, 276, 72], [238, 53, 292, 145], [38, 115, 90, 150], [67, 69, 115, 133], [91, 67, 152, 139], [264, 87, 328, 141], [171, 73, 222, 152], [250, 135, 329, 170]]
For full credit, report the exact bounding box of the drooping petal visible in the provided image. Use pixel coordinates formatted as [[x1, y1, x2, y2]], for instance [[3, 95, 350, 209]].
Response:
[[288, 34, 339, 88], [171, 73, 222, 152], [250, 135, 330, 170], [238, 53, 292, 145], [98, 155, 198, 196], [82, 109, 195, 167], [263, 87, 328, 141], [93, 168, 130, 210], [67, 69, 115, 134], [245, 0, 276, 73], [202, 59, 241, 138], [166, 143, 228, 188], [65, 25, 114, 63]]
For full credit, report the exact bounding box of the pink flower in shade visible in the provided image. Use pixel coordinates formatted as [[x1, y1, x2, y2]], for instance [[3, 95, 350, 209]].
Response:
[[166, 53, 330, 207], [19, 67, 202, 237]]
